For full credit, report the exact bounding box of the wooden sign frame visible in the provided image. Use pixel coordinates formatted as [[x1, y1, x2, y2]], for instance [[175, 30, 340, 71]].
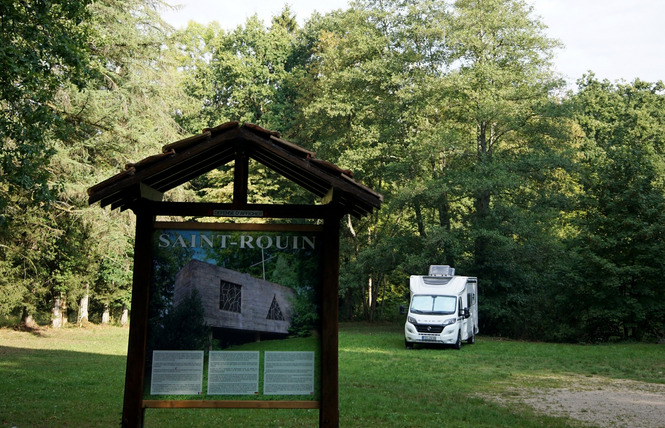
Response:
[[88, 123, 383, 428], [123, 201, 341, 427]]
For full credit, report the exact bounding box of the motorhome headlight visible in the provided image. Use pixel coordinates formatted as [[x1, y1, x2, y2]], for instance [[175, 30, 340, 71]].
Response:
[[407, 316, 418, 325], [442, 318, 456, 327]]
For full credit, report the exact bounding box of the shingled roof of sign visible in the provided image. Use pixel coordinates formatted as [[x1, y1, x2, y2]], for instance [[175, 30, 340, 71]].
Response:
[[87, 122, 383, 218]]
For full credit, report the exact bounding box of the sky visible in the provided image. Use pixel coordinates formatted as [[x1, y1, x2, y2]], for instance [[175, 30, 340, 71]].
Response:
[[161, 0, 665, 88]]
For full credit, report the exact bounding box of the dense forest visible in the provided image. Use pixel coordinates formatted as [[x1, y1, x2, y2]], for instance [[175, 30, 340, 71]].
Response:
[[1, 0, 664, 342]]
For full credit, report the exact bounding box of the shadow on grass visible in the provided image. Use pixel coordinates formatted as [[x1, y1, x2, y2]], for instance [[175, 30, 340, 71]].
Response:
[[0, 346, 126, 427], [11, 323, 49, 337]]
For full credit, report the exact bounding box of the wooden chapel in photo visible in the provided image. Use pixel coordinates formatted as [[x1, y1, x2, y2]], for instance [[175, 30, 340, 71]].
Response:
[[87, 122, 383, 428]]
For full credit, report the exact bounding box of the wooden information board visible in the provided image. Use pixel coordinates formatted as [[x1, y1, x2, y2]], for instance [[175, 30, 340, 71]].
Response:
[[87, 122, 383, 428], [123, 205, 341, 427]]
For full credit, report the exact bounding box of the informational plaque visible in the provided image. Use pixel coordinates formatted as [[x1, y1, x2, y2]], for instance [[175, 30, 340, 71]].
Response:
[[208, 351, 259, 395], [264, 351, 315, 395], [145, 223, 322, 402], [150, 350, 204, 395]]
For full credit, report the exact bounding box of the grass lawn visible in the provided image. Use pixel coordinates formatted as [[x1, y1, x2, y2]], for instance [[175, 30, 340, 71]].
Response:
[[1, 322, 663, 427]]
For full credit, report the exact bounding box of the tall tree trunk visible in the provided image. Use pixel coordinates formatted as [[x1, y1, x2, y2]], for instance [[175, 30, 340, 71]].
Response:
[[342, 287, 354, 320], [52, 294, 63, 328], [101, 303, 110, 325], [78, 284, 89, 326], [474, 120, 492, 268], [414, 201, 427, 237], [438, 193, 451, 231], [60, 296, 67, 327], [120, 303, 128, 326], [377, 274, 386, 320], [361, 279, 369, 319], [347, 215, 368, 319], [21, 306, 37, 329], [367, 275, 375, 322], [474, 189, 491, 268], [368, 273, 385, 322]]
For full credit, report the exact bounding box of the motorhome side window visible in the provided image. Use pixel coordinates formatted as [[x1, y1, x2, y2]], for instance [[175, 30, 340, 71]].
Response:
[[220, 280, 242, 313], [410, 295, 456, 315]]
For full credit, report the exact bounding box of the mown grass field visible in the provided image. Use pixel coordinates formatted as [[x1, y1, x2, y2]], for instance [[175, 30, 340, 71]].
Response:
[[1, 323, 663, 427]]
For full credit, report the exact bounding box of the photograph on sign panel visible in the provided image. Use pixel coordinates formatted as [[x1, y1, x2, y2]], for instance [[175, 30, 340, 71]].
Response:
[[143, 225, 322, 400]]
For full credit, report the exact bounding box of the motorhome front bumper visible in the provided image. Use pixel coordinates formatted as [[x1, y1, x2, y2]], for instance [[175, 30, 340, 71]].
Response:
[[404, 322, 457, 344]]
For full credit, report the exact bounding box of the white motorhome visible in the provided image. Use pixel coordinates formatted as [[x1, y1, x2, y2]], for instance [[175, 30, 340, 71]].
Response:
[[404, 265, 478, 349]]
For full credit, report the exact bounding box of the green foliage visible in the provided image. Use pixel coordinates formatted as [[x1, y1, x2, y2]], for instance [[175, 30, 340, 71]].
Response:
[[0, 0, 92, 217], [174, 9, 315, 207], [1, 0, 191, 323], [177, 7, 300, 132], [560, 76, 665, 342], [3, 0, 665, 344], [0, 0, 93, 322], [172, 1, 664, 343], [279, 0, 573, 332]]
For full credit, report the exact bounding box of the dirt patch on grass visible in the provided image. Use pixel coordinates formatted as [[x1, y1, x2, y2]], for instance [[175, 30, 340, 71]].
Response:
[[486, 374, 665, 427]]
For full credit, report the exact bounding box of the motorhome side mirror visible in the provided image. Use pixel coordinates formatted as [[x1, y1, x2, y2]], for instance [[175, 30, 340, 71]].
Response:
[[463, 308, 470, 319], [399, 305, 407, 315]]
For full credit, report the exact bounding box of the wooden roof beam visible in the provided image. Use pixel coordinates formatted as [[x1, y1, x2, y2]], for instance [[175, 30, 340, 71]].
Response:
[[233, 148, 249, 208]]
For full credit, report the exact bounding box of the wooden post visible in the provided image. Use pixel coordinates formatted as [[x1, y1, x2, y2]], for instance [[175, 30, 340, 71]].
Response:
[[320, 211, 341, 428], [233, 150, 249, 208], [122, 202, 155, 428]]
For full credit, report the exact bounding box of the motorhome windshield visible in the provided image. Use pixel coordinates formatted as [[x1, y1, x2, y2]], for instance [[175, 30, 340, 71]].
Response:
[[410, 295, 456, 315]]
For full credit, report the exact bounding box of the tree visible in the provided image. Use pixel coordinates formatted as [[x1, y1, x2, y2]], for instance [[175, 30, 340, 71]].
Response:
[[563, 76, 665, 341], [176, 9, 315, 207], [48, 0, 192, 325], [287, 0, 571, 327], [272, 254, 320, 337], [0, 0, 193, 325], [0, 0, 92, 217], [442, 0, 563, 261], [292, 4, 420, 320], [425, 0, 576, 336], [0, 0, 92, 324], [178, 8, 300, 131]]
